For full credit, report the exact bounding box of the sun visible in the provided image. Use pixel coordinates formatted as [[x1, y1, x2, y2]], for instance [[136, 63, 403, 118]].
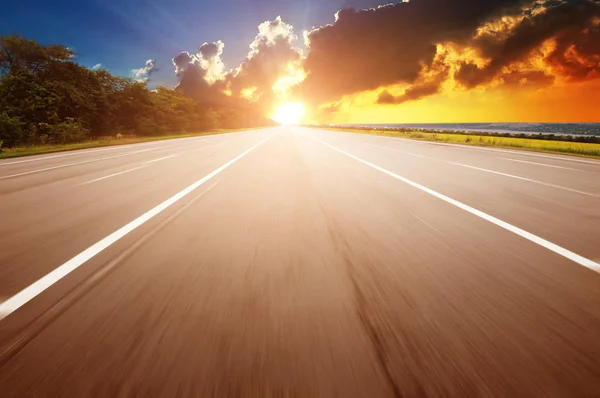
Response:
[[272, 102, 306, 125]]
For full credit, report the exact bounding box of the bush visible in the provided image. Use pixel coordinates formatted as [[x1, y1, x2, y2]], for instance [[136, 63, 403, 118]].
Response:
[[135, 118, 168, 136], [47, 118, 89, 144], [0, 112, 23, 148]]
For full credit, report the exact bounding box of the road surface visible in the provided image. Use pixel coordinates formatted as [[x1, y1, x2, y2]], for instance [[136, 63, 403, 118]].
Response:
[[1, 127, 600, 397]]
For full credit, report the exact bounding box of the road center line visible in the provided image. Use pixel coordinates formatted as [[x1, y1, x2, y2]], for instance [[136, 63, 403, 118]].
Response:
[[145, 154, 178, 164], [0, 142, 184, 167], [423, 141, 600, 165], [0, 146, 140, 166], [355, 130, 600, 165], [499, 157, 581, 171], [0, 136, 215, 167], [433, 157, 599, 198], [0, 148, 159, 180], [366, 143, 396, 151], [80, 166, 147, 185], [368, 142, 599, 198], [318, 139, 600, 273], [0, 137, 269, 320]]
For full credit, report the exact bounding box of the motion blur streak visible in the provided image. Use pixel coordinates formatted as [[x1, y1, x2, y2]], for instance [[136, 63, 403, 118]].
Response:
[[0, 127, 600, 396], [316, 138, 600, 272], [0, 134, 269, 319]]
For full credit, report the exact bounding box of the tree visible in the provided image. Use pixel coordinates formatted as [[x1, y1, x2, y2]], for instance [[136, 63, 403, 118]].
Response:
[[0, 34, 273, 148], [0, 112, 23, 148], [0, 35, 73, 77]]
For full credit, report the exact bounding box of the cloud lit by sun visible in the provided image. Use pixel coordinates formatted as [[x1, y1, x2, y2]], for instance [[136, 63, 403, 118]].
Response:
[[171, 2, 600, 124], [272, 102, 306, 125]]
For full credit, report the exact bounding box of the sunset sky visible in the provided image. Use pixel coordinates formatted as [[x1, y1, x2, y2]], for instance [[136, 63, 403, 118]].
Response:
[[3, 0, 599, 123]]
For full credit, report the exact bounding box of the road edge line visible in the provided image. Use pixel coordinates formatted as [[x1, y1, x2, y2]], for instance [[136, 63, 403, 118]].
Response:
[[0, 136, 270, 320], [317, 139, 600, 273]]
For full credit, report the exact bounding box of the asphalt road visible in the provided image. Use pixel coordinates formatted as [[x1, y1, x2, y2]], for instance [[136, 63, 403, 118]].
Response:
[[1, 127, 600, 397]]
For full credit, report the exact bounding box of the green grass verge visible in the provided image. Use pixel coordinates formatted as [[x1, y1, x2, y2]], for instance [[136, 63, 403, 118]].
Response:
[[0, 128, 256, 160], [317, 127, 600, 159]]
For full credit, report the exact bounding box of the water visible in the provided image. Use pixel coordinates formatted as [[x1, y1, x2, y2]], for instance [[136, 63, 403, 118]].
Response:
[[345, 123, 600, 137]]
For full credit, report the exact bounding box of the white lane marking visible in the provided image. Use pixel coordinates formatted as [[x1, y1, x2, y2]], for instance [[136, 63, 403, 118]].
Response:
[[0, 141, 182, 167], [424, 141, 600, 165], [0, 147, 124, 166], [404, 152, 430, 159], [145, 154, 178, 164], [375, 144, 599, 198], [208, 141, 228, 149], [0, 147, 141, 166], [0, 136, 217, 167], [366, 143, 395, 151], [336, 128, 600, 166], [499, 158, 580, 171], [0, 137, 269, 320], [80, 166, 147, 185], [0, 149, 157, 180], [317, 139, 600, 273], [435, 158, 599, 198]]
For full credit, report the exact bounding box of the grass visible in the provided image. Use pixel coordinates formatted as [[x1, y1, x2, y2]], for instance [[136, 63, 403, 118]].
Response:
[[317, 127, 600, 159], [0, 128, 255, 160]]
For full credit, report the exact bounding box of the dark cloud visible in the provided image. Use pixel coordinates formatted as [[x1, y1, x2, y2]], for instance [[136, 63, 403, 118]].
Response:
[[498, 69, 555, 86], [199, 42, 221, 59], [172, 51, 194, 76], [545, 13, 600, 81], [299, 0, 533, 105], [456, 0, 600, 87], [172, 41, 224, 84], [376, 90, 396, 105], [169, 0, 600, 117], [172, 51, 216, 100], [377, 81, 442, 104], [378, 53, 450, 104], [172, 41, 229, 105]]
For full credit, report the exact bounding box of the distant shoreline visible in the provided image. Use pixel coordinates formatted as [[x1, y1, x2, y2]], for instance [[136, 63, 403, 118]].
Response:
[[314, 125, 600, 159], [334, 123, 600, 137]]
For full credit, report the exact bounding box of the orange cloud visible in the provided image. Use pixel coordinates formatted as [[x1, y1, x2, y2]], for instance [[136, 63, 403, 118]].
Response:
[[307, 0, 600, 122], [170, 1, 600, 123], [317, 78, 600, 124]]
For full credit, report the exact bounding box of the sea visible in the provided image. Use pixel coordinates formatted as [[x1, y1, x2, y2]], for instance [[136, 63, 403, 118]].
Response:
[[345, 123, 600, 137]]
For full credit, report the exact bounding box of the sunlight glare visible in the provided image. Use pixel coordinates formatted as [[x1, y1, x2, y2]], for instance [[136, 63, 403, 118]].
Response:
[[272, 102, 306, 125]]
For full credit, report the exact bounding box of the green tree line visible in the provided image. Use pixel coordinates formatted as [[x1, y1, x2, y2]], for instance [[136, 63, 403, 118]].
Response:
[[0, 35, 271, 148]]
